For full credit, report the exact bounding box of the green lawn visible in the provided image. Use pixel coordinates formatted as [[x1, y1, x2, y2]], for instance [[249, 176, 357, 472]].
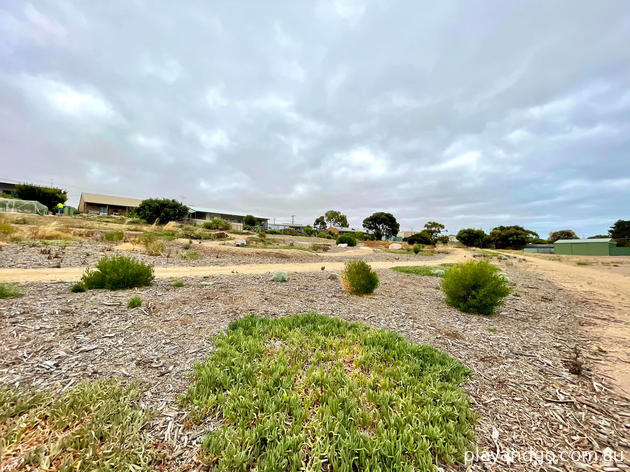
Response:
[[0, 380, 159, 470], [185, 313, 476, 471]]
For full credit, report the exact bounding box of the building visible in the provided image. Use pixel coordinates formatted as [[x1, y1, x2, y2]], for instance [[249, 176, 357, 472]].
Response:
[[554, 238, 630, 256], [267, 223, 307, 231], [188, 206, 268, 231], [327, 226, 364, 235], [397, 231, 417, 239], [524, 244, 555, 254], [78, 193, 143, 216], [0, 181, 17, 197]]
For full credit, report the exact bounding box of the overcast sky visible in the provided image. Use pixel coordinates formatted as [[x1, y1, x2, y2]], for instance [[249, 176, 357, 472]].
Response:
[[1, 1, 629, 236]]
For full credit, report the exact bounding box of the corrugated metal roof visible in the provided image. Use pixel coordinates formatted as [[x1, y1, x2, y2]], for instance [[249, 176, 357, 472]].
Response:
[[80, 193, 143, 207], [189, 206, 268, 220], [555, 238, 613, 243]]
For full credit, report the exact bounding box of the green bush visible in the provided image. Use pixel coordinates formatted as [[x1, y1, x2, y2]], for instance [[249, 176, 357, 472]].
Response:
[[172, 279, 184, 287], [15, 183, 67, 212], [81, 256, 154, 291], [70, 282, 86, 293], [413, 244, 424, 254], [440, 260, 510, 315], [135, 198, 189, 224], [104, 231, 124, 242], [336, 234, 357, 246], [0, 283, 22, 299], [202, 218, 231, 230], [317, 231, 333, 239], [341, 260, 379, 295], [128, 296, 142, 308], [270, 270, 288, 282]]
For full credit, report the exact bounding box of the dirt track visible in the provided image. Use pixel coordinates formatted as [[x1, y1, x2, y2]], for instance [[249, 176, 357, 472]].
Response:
[[0, 253, 464, 283]]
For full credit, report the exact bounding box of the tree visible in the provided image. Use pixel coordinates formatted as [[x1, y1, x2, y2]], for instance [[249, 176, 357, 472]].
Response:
[[406, 231, 433, 245], [487, 225, 539, 249], [456, 228, 488, 247], [243, 214, 257, 228], [423, 221, 446, 244], [362, 212, 400, 240], [548, 229, 578, 243], [15, 184, 67, 211], [324, 210, 349, 228], [610, 220, 630, 247], [135, 198, 189, 224], [588, 234, 609, 239], [313, 216, 327, 231]]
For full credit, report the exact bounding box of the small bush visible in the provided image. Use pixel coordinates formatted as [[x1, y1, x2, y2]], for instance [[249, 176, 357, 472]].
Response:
[[440, 260, 510, 315], [203, 218, 231, 230], [180, 249, 201, 261], [81, 256, 154, 291], [0, 283, 22, 299], [413, 244, 424, 254], [104, 231, 124, 242], [270, 270, 288, 282], [173, 279, 184, 287], [336, 234, 357, 246], [0, 222, 16, 236], [341, 260, 379, 295], [70, 282, 86, 293], [128, 296, 142, 308], [140, 234, 165, 255]]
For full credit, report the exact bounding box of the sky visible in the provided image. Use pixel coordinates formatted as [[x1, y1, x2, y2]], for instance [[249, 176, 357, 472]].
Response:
[[0, 1, 629, 237]]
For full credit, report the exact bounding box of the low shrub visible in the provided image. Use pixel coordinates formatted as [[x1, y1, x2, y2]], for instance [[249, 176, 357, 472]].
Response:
[[139, 234, 165, 255], [104, 231, 124, 242], [270, 270, 288, 282], [336, 234, 357, 246], [341, 260, 379, 295], [70, 282, 86, 293], [203, 218, 231, 230], [392, 265, 444, 277], [180, 249, 201, 261], [128, 296, 142, 308], [440, 260, 510, 315], [173, 279, 184, 287], [0, 283, 22, 299], [317, 231, 333, 239], [81, 256, 154, 291], [0, 222, 16, 236], [413, 244, 424, 254]]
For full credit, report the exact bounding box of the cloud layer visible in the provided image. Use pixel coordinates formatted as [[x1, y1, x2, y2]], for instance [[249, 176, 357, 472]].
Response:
[[1, 0, 629, 237]]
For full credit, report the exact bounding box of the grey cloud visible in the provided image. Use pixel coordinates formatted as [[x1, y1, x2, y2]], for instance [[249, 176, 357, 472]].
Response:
[[0, 0, 629, 237]]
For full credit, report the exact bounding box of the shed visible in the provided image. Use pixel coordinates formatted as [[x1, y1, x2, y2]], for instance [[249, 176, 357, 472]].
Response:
[[78, 193, 142, 216], [554, 238, 615, 256], [524, 244, 554, 254]]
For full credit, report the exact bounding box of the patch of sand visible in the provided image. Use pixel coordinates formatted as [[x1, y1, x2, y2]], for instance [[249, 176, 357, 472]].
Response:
[[115, 242, 144, 251]]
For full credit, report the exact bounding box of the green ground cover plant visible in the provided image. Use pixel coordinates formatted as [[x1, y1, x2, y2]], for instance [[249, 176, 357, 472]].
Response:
[[70, 282, 86, 293], [441, 260, 511, 315], [185, 313, 475, 471], [341, 260, 379, 294], [391, 265, 446, 277], [0, 379, 159, 470], [0, 283, 22, 299], [128, 296, 143, 308], [104, 230, 124, 242], [81, 256, 154, 290], [172, 279, 184, 287]]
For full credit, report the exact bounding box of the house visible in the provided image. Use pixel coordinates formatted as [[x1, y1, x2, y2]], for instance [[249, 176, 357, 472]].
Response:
[[188, 206, 268, 231], [78, 193, 143, 216], [327, 226, 364, 235], [267, 223, 307, 231], [554, 238, 630, 256], [0, 181, 17, 197]]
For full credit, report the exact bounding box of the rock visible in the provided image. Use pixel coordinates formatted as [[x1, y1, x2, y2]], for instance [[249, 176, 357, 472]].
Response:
[[337, 243, 348, 248], [235, 239, 247, 247], [327, 273, 339, 280], [389, 243, 402, 250]]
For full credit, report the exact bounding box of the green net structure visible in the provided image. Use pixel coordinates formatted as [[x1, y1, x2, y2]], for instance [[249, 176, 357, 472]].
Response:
[[0, 197, 48, 215]]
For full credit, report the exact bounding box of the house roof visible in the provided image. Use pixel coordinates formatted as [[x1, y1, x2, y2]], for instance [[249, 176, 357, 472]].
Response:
[[555, 238, 613, 244], [188, 206, 268, 220], [80, 193, 143, 207]]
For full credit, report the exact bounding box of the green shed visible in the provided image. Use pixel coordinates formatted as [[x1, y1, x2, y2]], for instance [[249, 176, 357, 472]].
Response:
[[554, 238, 616, 256]]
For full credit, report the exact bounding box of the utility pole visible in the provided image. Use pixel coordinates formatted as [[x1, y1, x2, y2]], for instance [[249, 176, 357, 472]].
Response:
[[291, 215, 295, 225]]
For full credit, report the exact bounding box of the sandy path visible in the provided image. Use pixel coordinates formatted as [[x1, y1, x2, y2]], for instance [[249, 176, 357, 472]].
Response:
[[0, 252, 464, 283], [511, 252, 630, 395]]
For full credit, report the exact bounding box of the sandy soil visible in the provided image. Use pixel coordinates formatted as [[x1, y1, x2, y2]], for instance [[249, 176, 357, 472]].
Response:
[[513, 252, 630, 395]]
